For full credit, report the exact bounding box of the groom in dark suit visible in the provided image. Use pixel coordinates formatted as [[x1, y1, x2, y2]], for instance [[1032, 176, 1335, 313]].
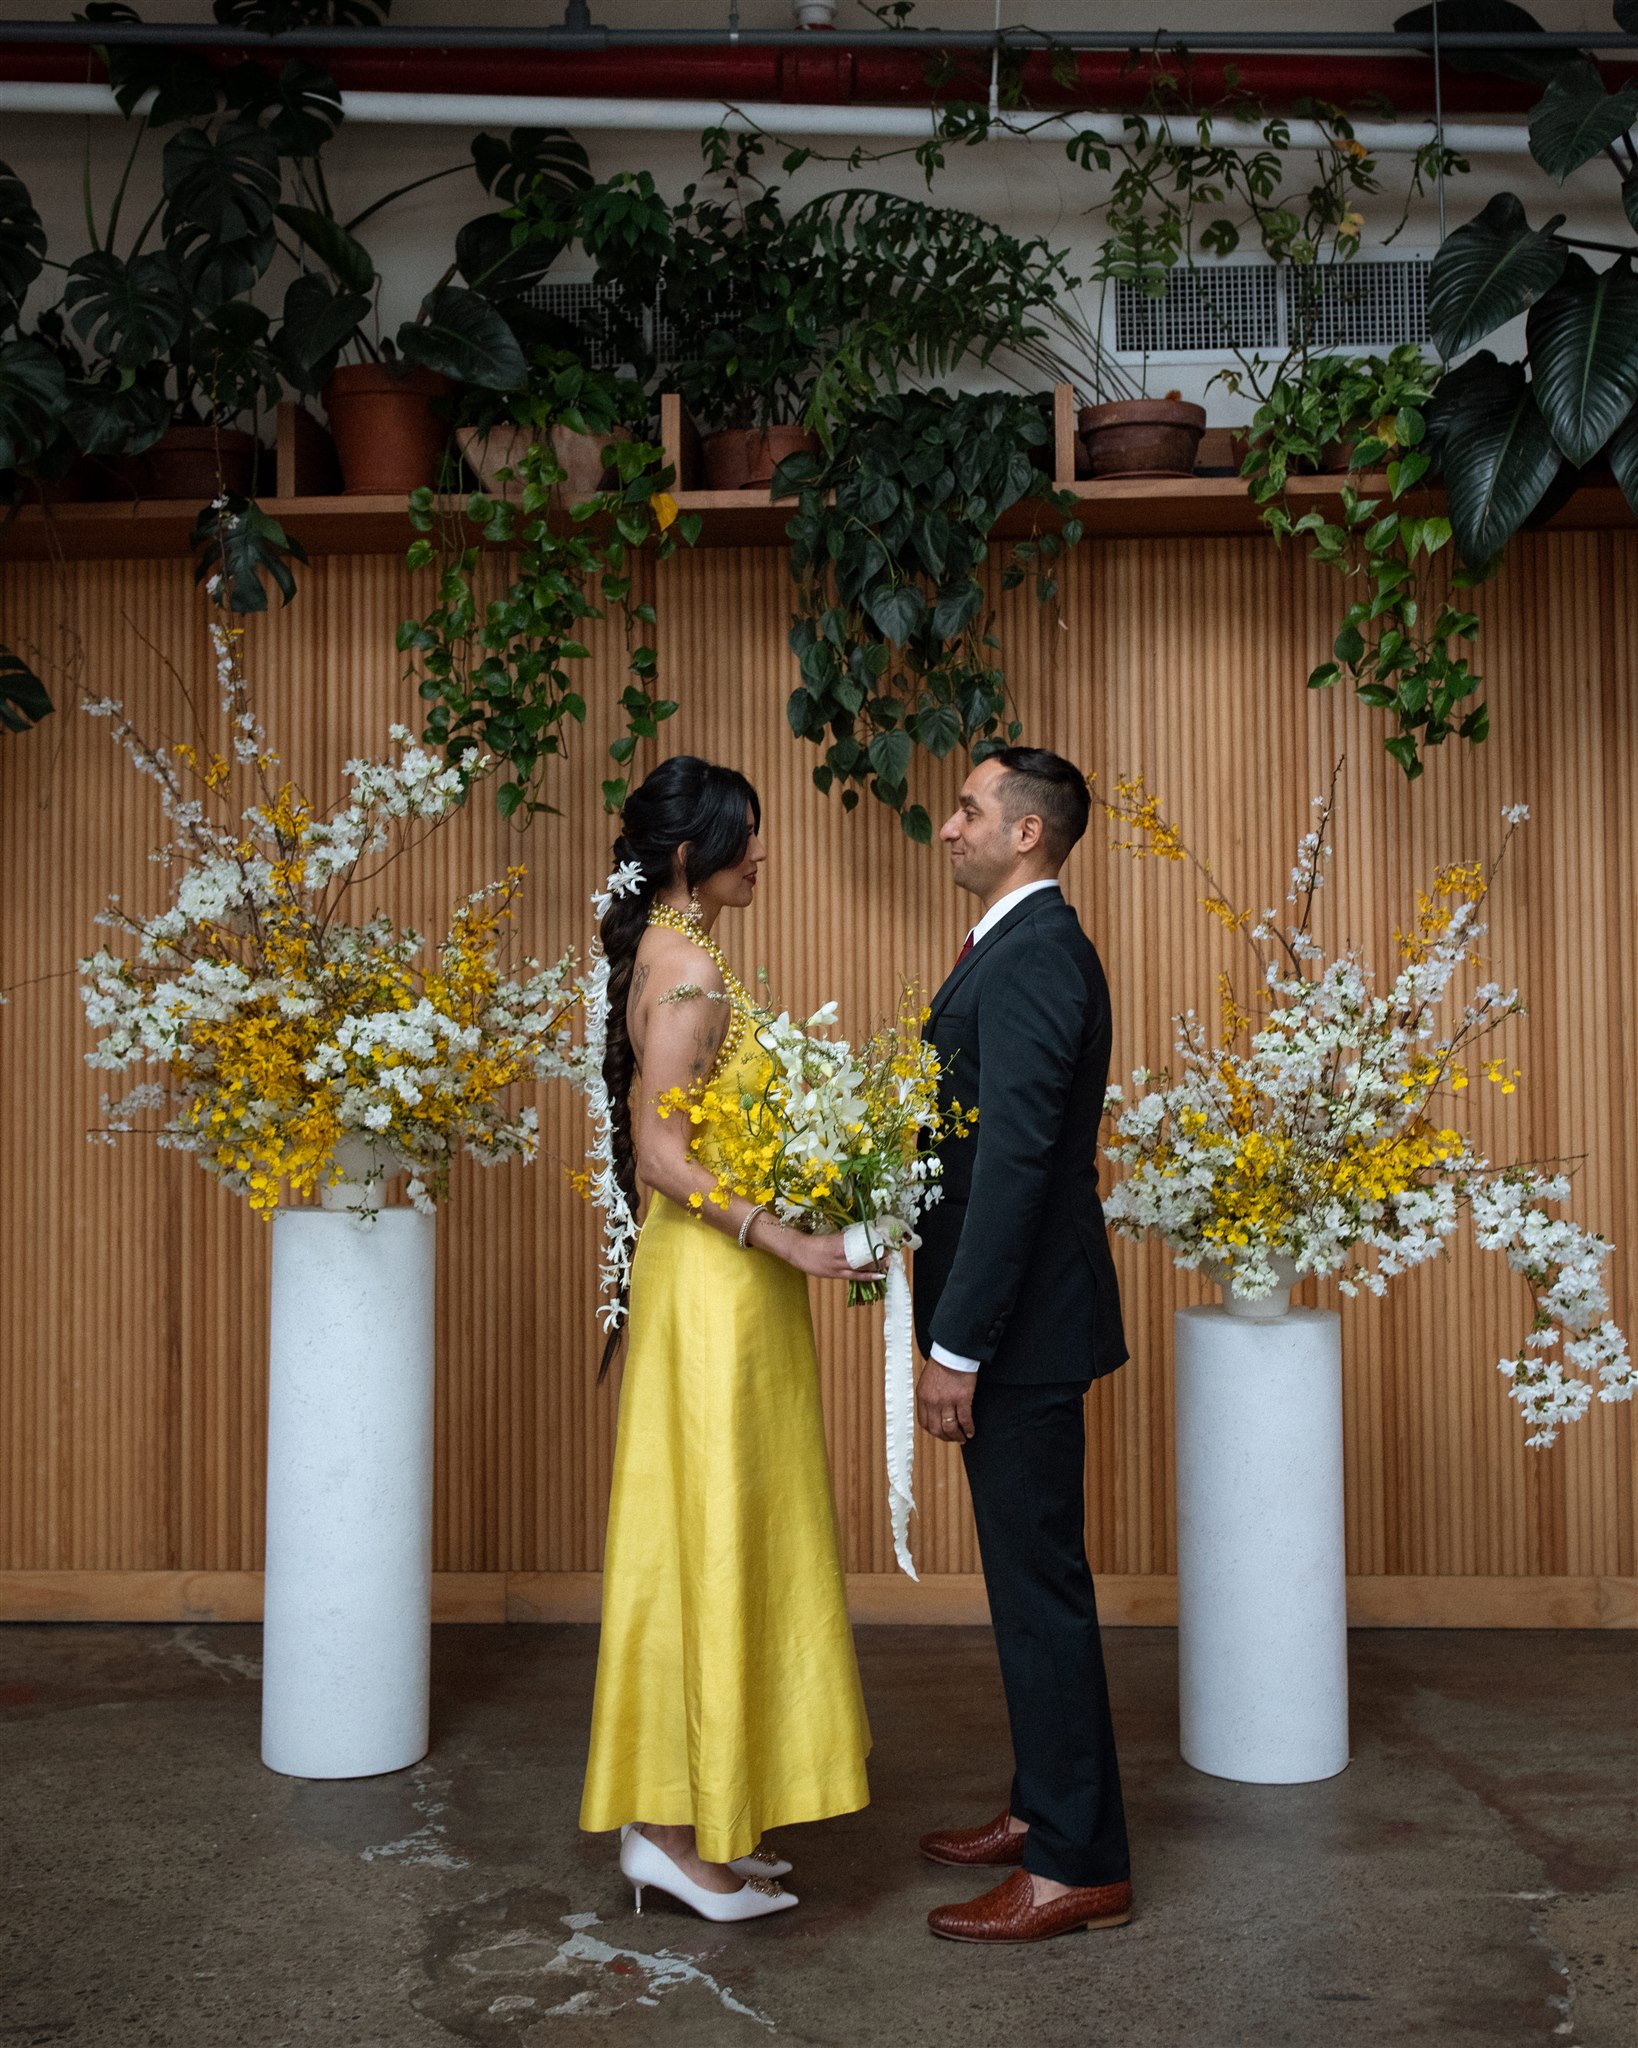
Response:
[[912, 746, 1132, 1944]]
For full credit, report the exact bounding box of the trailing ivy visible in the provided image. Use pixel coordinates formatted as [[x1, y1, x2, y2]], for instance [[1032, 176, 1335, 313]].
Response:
[[776, 388, 1081, 841], [1242, 347, 1493, 776], [399, 368, 699, 819]]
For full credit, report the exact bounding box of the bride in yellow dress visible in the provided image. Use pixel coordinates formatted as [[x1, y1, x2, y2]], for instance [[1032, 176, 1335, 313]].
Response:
[[579, 756, 875, 1923]]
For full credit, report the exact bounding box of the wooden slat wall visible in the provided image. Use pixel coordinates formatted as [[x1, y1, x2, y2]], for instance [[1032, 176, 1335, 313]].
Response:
[[1, 531, 1633, 1613]]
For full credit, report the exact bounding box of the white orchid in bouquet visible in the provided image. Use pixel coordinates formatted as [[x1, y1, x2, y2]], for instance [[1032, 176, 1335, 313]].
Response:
[[1099, 770, 1631, 1446], [78, 597, 581, 1219]]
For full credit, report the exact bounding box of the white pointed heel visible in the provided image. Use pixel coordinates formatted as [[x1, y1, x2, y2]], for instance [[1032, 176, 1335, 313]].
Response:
[[618, 1825, 799, 1923]]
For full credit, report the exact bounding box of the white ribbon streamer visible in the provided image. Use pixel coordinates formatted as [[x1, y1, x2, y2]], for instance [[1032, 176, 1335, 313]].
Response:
[[844, 1216, 922, 1580]]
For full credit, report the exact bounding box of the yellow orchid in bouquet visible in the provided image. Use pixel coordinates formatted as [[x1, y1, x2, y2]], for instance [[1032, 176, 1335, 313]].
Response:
[[1099, 769, 1632, 1447], [656, 985, 973, 1306], [78, 582, 581, 1219]]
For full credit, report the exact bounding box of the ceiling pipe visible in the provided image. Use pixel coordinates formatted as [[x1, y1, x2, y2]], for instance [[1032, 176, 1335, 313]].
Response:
[[0, 78, 1536, 156], [1, 21, 1637, 50], [0, 41, 1616, 116]]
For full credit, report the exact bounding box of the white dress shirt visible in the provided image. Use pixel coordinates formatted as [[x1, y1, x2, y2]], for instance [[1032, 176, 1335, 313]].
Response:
[[928, 880, 1062, 1375]]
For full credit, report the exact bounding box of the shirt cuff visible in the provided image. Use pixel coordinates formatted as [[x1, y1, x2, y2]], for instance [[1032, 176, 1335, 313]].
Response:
[[929, 1341, 980, 1374]]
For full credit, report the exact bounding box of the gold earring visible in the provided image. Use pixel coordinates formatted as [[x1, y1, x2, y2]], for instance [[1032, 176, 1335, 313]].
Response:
[[685, 889, 703, 924]]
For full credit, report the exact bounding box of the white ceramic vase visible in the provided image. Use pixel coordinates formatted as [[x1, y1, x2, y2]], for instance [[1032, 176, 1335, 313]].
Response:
[[1173, 1298, 1349, 1784], [260, 1169, 437, 1779]]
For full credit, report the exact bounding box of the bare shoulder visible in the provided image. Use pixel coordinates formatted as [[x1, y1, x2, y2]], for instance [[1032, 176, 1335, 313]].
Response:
[[632, 925, 728, 1006]]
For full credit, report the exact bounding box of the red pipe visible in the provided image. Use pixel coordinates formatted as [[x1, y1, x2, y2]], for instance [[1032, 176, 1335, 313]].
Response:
[[4, 38, 1628, 115]]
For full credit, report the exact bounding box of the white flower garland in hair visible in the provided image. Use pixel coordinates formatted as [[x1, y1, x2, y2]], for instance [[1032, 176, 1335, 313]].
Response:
[[580, 861, 648, 1329]]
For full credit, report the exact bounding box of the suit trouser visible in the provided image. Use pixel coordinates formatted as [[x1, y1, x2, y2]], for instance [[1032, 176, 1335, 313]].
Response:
[[961, 1375, 1130, 1888]]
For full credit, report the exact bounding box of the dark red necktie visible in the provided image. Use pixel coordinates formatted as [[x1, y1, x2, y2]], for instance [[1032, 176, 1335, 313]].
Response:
[[954, 931, 974, 969]]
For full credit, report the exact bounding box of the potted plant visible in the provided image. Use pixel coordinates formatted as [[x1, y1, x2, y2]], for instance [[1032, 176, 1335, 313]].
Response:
[[453, 352, 640, 506], [1098, 773, 1631, 1784], [277, 128, 593, 494]]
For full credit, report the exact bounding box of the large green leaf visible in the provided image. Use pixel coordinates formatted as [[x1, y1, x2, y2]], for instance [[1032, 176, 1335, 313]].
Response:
[[1617, 0, 1638, 27], [0, 337, 66, 468], [1606, 400, 1638, 516], [275, 204, 377, 296], [276, 270, 369, 381], [83, 3, 219, 123], [1432, 352, 1563, 561], [396, 287, 527, 390], [212, 1, 389, 30], [0, 162, 46, 328], [453, 212, 564, 302], [469, 127, 592, 208], [1393, 3, 1582, 85], [1524, 252, 1638, 462], [161, 122, 282, 247], [63, 373, 170, 457], [0, 647, 52, 735], [1528, 60, 1638, 180], [63, 251, 186, 368], [190, 495, 308, 613], [222, 58, 344, 158], [1427, 193, 1567, 357]]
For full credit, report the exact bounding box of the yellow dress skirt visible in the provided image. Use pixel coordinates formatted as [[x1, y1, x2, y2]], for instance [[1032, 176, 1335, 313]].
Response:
[[578, 1186, 872, 1864]]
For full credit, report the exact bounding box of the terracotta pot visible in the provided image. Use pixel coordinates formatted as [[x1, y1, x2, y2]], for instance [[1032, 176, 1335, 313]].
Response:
[[455, 421, 629, 503], [1078, 399, 1207, 478], [21, 455, 113, 505], [1318, 438, 1360, 474], [144, 424, 259, 501], [323, 363, 454, 496], [702, 425, 820, 491]]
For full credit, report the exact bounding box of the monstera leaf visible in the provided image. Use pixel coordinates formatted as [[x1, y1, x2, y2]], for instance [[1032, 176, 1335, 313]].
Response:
[[0, 648, 52, 735], [1606, 401, 1638, 515], [396, 286, 527, 390], [64, 251, 186, 369], [82, 3, 220, 122], [222, 58, 344, 157], [1427, 193, 1568, 358], [1430, 352, 1563, 563], [1528, 59, 1638, 181], [63, 373, 170, 457], [212, 0, 390, 26], [161, 122, 282, 248], [190, 495, 308, 613], [0, 337, 66, 469], [470, 127, 592, 208], [0, 163, 46, 329], [1524, 252, 1638, 464]]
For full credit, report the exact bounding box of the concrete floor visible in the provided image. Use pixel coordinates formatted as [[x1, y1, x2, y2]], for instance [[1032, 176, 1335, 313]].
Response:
[[1, 1626, 1633, 2048]]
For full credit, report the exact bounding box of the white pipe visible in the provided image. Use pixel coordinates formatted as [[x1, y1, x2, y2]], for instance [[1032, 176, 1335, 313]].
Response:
[[0, 79, 1533, 154]]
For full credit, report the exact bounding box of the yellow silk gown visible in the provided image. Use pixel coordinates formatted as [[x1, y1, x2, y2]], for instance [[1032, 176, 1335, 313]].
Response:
[[579, 956, 872, 1865]]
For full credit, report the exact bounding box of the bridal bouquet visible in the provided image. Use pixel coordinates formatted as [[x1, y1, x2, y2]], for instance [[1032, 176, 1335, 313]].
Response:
[[79, 601, 580, 1218], [656, 987, 968, 1301], [1099, 773, 1631, 1446]]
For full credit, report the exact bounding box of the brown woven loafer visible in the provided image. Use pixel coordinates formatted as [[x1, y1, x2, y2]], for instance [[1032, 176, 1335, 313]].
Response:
[[928, 1868, 1134, 1944], [919, 1807, 1028, 1868]]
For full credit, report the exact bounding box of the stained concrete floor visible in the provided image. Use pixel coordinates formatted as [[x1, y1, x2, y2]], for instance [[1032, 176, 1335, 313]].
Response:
[[1, 1625, 1633, 2048]]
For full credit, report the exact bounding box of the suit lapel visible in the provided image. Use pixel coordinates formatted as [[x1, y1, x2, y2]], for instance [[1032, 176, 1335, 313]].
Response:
[[927, 889, 1062, 1028]]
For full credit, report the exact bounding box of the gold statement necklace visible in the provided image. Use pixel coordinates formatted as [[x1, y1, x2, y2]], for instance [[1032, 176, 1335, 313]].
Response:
[[645, 900, 749, 1084]]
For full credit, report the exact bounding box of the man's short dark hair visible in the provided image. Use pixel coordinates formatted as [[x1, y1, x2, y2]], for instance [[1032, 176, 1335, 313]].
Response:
[[992, 746, 1091, 862]]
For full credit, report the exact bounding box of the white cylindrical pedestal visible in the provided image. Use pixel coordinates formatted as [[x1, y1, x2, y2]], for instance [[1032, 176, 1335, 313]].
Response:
[[1174, 1304, 1349, 1785], [262, 1208, 436, 1779]]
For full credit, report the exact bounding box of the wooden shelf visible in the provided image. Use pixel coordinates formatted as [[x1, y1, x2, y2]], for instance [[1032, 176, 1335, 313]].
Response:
[[5, 388, 1633, 563]]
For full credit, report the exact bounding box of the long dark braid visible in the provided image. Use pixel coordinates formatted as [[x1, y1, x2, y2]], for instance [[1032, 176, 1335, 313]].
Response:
[[598, 756, 762, 1375]]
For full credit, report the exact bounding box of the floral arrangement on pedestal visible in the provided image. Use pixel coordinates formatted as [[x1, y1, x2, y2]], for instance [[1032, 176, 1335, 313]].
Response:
[[78, 587, 581, 1217], [1098, 772, 1632, 1446]]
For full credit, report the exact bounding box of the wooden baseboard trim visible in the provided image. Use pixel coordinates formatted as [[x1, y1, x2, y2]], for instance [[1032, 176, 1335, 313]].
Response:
[[0, 1570, 1631, 1628]]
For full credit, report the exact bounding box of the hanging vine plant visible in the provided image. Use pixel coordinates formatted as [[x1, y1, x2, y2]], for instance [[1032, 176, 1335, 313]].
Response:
[[775, 387, 1081, 841]]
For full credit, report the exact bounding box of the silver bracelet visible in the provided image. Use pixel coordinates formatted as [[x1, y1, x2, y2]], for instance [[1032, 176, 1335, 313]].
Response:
[[737, 1203, 768, 1251]]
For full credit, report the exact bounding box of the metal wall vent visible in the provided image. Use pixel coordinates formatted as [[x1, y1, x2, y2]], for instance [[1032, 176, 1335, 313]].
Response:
[[526, 278, 634, 368], [1112, 255, 1431, 360]]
